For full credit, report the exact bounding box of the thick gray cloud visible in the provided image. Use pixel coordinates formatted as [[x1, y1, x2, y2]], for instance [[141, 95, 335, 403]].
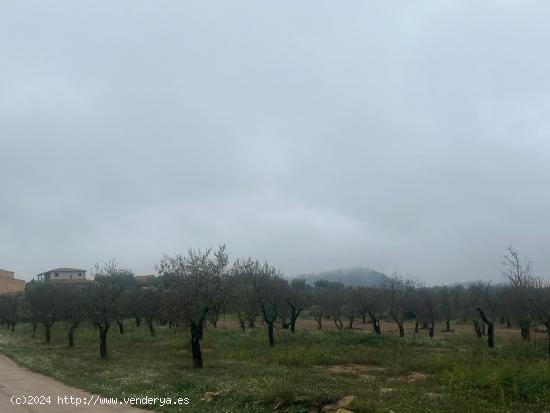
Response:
[[1, 1, 550, 284]]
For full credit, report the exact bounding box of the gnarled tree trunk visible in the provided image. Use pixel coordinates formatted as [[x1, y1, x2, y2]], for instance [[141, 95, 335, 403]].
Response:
[[267, 321, 275, 346], [45, 324, 52, 344], [238, 316, 246, 332], [390, 314, 405, 337], [146, 318, 155, 336], [314, 314, 323, 330], [473, 319, 482, 338], [477, 308, 494, 348], [190, 322, 203, 368], [68, 320, 80, 348], [99, 325, 109, 358], [520, 326, 530, 341], [289, 306, 301, 333], [116, 319, 124, 335], [368, 312, 381, 335]]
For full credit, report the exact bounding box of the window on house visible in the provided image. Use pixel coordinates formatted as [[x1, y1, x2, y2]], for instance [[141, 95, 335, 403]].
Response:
[[79, 273, 82, 277], [70, 275, 73, 279], [55, 273, 59, 277]]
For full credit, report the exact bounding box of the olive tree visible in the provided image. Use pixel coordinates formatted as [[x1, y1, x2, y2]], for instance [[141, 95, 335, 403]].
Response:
[[416, 287, 438, 337], [309, 280, 333, 330], [25, 281, 60, 343], [467, 281, 498, 347], [88, 261, 134, 358], [227, 264, 260, 331], [436, 285, 462, 332], [325, 282, 346, 330], [355, 286, 371, 324], [235, 258, 288, 346], [142, 288, 161, 336], [128, 288, 144, 327], [532, 285, 550, 356], [157, 245, 229, 368], [502, 246, 540, 341], [285, 278, 311, 333], [0, 292, 23, 332], [159, 288, 181, 331], [363, 286, 384, 334], [384, 273, 415, 337], [114, 290, 132, 335], [58, 285, 88, 348]]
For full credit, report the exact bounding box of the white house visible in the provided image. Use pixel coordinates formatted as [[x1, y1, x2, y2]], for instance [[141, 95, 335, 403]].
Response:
[[36, 268, 88, 284]]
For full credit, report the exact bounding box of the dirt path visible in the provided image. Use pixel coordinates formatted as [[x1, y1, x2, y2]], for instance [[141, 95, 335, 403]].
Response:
[[0, 355, 151, 412]]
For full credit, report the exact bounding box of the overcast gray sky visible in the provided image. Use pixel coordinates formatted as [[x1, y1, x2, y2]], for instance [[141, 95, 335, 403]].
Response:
[[1, 1, 550, 284]]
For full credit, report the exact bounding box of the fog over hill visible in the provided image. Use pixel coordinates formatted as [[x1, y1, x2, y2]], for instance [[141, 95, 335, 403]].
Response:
[[297, 267, 389, 287]]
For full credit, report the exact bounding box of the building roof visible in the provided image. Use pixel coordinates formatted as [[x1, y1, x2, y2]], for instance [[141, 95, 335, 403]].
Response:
[[0, 269, 16, 279], [40, 268, 87, 274]]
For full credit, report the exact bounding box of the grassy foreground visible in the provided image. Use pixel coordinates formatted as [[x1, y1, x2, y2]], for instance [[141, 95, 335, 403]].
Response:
[[0, 321, 549, 413]]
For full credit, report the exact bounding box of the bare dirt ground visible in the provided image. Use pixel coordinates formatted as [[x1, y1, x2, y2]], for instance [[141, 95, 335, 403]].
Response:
[[215, 317, 549, 342], [0, 355, 149, 413]]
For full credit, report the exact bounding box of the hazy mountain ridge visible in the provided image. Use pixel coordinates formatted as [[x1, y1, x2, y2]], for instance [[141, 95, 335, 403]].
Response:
[[297, 267, 390, 287]]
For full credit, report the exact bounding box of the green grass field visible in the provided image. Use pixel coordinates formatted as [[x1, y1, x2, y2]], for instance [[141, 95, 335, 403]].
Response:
[[0, 320, 549, 413]]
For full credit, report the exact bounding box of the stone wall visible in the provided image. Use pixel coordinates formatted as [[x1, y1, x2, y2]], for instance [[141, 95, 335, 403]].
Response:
[[0, 269, 25, 294]]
